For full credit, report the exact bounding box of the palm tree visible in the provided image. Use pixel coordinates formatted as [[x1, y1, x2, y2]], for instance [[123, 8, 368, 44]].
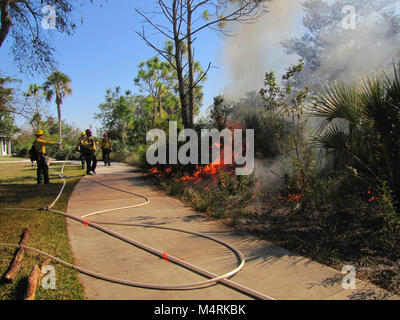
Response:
[[311, 62, 400, 204], [43, 71, 72, 147], [311, 82, 361, 168], [25, 83, 43, 129]]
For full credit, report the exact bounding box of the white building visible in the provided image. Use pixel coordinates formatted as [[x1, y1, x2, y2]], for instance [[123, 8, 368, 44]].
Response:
[[0, 136, 12, 156]]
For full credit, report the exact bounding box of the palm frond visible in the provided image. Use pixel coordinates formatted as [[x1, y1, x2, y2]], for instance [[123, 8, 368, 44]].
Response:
[[313, 124, 352, 168], [314, 124, 348, 151], [44, 89, 54, 102], [360, 76, 387, 120], [311, 82, 360, 134]]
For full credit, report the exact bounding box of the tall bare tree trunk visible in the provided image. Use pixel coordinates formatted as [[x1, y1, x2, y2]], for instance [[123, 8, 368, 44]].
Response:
[[57, 102, 62, 149], [173, 0, 189, 128], [35, 92, 40, 129], [187, 0, 194, 129], [152, 99, 156, 126], [158, 96, 162, 120], [121, 121, 126, 145]]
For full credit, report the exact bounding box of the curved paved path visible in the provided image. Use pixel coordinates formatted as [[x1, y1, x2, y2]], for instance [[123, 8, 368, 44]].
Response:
[[66, 163, 398, 300]]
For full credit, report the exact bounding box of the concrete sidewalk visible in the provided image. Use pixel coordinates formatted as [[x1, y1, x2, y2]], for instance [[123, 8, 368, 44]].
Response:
[[66, 163, 398, 300]]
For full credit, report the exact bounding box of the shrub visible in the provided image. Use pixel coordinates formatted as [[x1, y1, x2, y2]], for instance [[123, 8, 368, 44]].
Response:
[[15, 147, 28, 158], [167, 179, 186, 197], [131, 144, 150, 168], [195, 198, 209, 212]]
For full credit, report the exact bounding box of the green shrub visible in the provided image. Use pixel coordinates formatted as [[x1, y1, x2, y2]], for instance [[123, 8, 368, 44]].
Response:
[[110, 151, 126, 162], [168, 179, 186, 197], [195, 198, 209, 212], [209, 207, 228, 219], [51, 145, 81, 161], [130, 144, 150, 168], [15, 147, 28, 158]]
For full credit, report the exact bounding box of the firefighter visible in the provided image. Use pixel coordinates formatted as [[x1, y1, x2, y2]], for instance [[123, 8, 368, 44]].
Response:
[[101, 133, 112, 166], [77, 131, 86, 169], [34, 129, 59, 184], [82, 129, 98, 175]]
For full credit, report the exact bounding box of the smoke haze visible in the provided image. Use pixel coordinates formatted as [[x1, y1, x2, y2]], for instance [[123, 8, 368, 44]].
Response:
[[220, 0, 400, 96], [218, 0, 400, 188], [220, 0, 304, 99]]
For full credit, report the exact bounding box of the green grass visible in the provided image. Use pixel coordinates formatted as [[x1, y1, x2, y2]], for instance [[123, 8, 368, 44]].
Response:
[[0, 156, 28, 162], [0, 161, 85, 300]]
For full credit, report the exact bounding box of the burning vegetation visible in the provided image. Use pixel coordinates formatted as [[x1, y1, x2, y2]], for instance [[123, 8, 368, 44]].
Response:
[[147, 123, 257, 221], [143, 58, 400, 294]]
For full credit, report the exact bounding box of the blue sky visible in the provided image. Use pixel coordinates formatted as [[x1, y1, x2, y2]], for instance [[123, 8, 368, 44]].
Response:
[[0, 0, 303, 133]]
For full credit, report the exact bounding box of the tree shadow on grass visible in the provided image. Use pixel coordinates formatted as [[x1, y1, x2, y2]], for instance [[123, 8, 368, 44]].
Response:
[[0, 243, 30, 300], [0, 176, 35, 184], [0, 183, 65, 208], [14, 276, 29, 300], [0, 276, 29, 300]]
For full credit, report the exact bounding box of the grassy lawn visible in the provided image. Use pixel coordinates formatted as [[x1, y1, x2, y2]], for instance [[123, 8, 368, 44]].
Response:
[[0, 161, 85, 300], [0, 156, 29, 162]]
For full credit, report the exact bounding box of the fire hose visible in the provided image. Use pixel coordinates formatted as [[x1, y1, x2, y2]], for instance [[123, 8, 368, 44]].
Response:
[[0, 151, 275, 300]]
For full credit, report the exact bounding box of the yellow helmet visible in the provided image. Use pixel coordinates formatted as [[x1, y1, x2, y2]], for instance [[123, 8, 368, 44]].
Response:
[[35, 129, 44, 136], [81, 131, 86, 136]]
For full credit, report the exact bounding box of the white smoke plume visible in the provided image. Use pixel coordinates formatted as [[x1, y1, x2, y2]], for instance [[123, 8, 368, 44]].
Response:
[[315, 16, 400, 84], [220, 0, 400, 95], [220, 0, 304, 99], [219, 0, 400, 188]]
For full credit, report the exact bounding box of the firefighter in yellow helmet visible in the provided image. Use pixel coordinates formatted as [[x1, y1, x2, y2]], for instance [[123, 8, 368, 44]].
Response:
[[33, 129, 59, 184], [101, 133, 112, 166], [81, 129, 98, 175], [76, 131, 86, 169]]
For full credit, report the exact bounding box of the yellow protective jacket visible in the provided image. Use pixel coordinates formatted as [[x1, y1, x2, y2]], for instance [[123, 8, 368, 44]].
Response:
[[101, 137, 112, 150], [82, 136, 98, 152], [77, 137, 85, 152], [34, 137, 57, 154]]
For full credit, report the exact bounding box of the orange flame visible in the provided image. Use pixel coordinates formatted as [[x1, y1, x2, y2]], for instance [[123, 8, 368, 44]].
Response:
[[278, 192, 303, 203], [149, 167, 159, 174], [180, 139, 232, 182]]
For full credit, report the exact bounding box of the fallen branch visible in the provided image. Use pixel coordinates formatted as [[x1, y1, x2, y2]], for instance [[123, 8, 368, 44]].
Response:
[[24, 258, 51, 300], [3, 228, 30, 282], [37, 258, 51, 285], [24, 265, 40, 300]]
